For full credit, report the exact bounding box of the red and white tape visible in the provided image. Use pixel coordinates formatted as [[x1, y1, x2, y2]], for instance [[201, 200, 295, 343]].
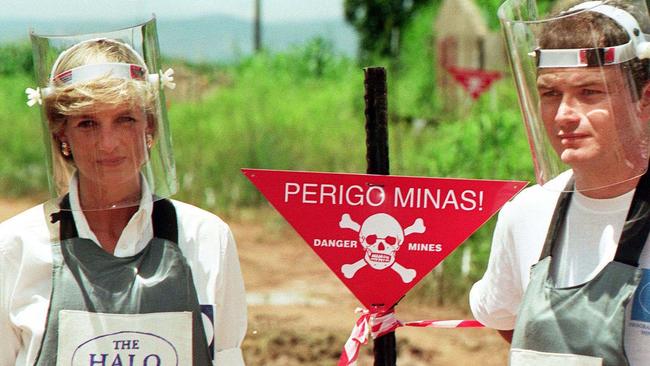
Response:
[[338, 308, 484, 366]]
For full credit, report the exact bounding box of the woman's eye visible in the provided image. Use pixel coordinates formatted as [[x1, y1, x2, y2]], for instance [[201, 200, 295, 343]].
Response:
[[77, 119, 96, 128], [117, 116, 136, 124]]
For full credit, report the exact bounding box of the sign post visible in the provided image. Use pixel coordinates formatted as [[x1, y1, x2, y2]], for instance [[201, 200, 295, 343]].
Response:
[[242, 68, 527, 366], [363, 66, 396, 366]]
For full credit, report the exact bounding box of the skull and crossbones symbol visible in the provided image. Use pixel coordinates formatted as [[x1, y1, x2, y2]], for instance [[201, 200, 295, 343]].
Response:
[[339, 213, 425, 283]]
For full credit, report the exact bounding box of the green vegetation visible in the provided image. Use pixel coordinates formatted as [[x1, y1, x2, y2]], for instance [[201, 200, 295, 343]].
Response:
[[344, 0, 431, 61], [0, 73, 47, 197], [0, 43, 33, 75], [0, 2, 535, 304]]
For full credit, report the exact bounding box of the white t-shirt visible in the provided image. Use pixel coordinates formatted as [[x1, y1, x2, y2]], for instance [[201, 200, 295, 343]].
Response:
[[0, 182, 247, 366], [469, 173, 650, 365]]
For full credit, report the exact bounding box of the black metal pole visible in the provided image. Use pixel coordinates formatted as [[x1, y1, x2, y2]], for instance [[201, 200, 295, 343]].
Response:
[[364, 67, 389, 176], [364, 67, 396, 366]]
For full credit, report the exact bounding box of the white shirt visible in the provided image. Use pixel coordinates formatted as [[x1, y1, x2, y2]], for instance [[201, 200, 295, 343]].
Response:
[[69, 174, 155, 256], [0, 181, 247, 366], [469, 173, 650, 365]]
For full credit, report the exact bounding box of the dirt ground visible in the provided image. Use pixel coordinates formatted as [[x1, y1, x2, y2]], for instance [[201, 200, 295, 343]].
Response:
[[0, 200, 509, 365], [230, 207, 510, 365]]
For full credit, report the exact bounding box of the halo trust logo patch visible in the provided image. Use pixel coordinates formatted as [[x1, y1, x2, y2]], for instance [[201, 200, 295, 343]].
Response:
[[632, 269, 650, 322], [57, 311, 192, 366], [71, 331, 178, 366]]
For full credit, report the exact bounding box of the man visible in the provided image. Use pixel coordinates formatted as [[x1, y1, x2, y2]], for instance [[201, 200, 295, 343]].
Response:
[[470, 1, 650, 365]]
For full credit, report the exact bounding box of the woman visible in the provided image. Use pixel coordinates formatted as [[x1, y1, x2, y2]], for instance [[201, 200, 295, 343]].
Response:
[[0, 21, 246, 365]]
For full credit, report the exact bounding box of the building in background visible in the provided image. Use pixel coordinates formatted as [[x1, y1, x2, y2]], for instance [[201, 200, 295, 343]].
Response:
[[434, 0, 506, 113]]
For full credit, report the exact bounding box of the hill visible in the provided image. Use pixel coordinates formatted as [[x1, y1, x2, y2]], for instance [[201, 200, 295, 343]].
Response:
[[0, 15, 358, 61]]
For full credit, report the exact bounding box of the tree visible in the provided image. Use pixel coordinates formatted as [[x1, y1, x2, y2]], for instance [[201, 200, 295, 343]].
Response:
[[254, 0, 262, 52], [344, 0, 430, 62]]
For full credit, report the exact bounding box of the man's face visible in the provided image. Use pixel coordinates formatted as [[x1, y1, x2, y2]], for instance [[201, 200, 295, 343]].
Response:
[[537, 66, 648, 174]]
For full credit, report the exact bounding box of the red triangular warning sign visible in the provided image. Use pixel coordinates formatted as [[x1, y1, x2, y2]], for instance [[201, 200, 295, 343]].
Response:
[[243, 169, 526, 311], [447, 66, 502, 100]]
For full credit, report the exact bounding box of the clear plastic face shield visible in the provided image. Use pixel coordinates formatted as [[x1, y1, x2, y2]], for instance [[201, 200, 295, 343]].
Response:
[[499, 0, 650, 192], [28, 18, 177, 210]]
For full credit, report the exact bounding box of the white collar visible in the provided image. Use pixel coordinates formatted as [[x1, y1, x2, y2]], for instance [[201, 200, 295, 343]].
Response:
[[67, 172, 154, 255], [572, 187, 636, 213]]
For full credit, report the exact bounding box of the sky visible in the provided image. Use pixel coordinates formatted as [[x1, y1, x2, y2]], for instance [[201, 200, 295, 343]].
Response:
[[0, 0, 345, 22]]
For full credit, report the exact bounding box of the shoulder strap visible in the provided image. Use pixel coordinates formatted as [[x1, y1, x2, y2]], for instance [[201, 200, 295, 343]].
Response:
[[538, 178, 574, 260], [613, 170, 650, 266], [54, 195, 179, 244], [53, 194, 79, 240], [152, 198, 179, 244]]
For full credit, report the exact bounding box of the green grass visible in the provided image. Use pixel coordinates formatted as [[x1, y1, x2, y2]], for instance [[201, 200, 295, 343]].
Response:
[[0, 74, 48, 197], [170, 47, 368, 210]]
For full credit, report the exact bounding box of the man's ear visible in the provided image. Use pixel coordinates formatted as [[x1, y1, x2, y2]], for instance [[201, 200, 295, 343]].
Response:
[[637, 82, 650, 120]]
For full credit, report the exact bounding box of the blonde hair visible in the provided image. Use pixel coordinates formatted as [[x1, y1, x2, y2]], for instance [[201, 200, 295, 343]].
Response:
[[44, 39, 158, 140], [43, 39, 159, 192]]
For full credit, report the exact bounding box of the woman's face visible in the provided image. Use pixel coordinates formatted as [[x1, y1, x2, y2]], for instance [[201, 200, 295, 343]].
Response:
[[60, 102, 151, 192]]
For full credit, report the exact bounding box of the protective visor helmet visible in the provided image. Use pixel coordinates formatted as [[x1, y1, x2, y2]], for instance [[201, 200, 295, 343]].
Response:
[[28, 18, 177, 210], [499, 0, 650, 192]]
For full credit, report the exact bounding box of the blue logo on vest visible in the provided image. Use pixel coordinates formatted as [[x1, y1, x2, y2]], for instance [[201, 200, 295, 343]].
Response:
[[71, 331, 179, 366], [632, 269, 650, 322]]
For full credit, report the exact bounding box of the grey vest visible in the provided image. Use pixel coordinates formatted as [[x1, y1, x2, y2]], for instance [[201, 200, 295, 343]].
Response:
[[34, 197, 212, 365], [511, 172, 650, 366]]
